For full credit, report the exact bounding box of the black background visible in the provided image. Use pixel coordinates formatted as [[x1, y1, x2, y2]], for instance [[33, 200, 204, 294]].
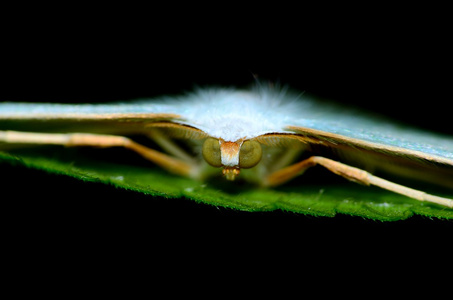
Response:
[[1, 14, 452, 272]]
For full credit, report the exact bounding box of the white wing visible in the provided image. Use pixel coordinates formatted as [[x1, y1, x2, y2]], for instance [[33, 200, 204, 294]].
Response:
[[1, 86, 453, 162]]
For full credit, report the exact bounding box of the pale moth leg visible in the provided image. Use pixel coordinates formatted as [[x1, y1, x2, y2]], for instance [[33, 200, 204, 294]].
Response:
[[147, 128, 196, 163], [0, 130, 198, 178], [264, 155, 453, 208]]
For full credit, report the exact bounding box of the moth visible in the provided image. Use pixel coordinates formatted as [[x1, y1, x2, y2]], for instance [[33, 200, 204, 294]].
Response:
[[0, 85, 452, 208]]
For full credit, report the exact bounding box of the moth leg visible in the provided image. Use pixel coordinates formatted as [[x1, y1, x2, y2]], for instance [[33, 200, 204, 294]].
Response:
[[264, 155, 453, 208], [147, 128, 195, 163], [0, 130, 198, 178]]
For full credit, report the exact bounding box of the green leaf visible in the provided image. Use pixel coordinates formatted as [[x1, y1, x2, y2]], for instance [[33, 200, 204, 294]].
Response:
[[1, 147, 452, 221]]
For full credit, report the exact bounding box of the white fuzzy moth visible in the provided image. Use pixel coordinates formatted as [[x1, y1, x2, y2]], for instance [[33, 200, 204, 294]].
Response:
[[0, 85, 452, 208]]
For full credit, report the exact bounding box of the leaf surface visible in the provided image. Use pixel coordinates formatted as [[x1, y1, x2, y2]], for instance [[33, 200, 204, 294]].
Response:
[[1, 147, 452, 221]]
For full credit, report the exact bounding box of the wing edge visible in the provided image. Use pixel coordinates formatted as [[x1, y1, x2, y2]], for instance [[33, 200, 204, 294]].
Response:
[[286, 125, 453, 166]]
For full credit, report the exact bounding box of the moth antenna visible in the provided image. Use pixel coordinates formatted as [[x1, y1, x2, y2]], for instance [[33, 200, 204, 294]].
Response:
[[253, 133, 320, 147], [146, 122, 209, 140]]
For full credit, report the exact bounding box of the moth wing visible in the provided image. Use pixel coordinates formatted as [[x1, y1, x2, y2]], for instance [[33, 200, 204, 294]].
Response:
[[287, 125, 453, 166], [0, 101, 182, 135], [283, 125, 453, 188]]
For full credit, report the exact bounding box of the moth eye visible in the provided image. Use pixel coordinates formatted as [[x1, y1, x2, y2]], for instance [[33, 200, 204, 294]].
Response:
[[202, 138, 222, 167], [239, 140, 262, 169]]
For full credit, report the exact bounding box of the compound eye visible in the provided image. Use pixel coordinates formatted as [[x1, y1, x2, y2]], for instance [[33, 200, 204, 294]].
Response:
[[239, 140, 262, 169], [202, 138, 222, 167]]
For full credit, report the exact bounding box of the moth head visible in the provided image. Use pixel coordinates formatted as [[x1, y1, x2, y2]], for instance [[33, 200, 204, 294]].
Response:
[[202, 137, 262, 180]]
